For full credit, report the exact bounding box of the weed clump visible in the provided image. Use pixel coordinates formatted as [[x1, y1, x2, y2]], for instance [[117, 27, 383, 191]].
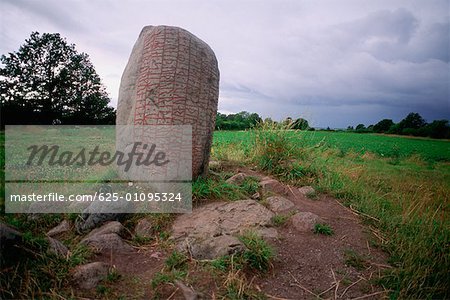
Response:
[[314, 223, 334, 235], [239, 231, 274, 272], [251, 121, 297, 172]]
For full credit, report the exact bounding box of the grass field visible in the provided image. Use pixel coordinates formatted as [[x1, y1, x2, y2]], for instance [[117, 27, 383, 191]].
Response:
[[212, 129, 450, 299], [1, 129, 449, 298], [213, 130, 450, 162]]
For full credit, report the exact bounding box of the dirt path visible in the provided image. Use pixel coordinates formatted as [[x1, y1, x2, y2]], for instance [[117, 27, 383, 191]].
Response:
[[74, 169, 389, 299], [256, 191, 389, 299]]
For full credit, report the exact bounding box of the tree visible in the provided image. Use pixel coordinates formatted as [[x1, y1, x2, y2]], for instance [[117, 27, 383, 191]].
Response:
[[425, 120, 450, 139], [373, 119, 394, 133], [0, 32, 115, 126], [399, 112, 426, 130], [214, 111, 262, 130], [355, 124, 366, 131], [292, 118, 309, 130]]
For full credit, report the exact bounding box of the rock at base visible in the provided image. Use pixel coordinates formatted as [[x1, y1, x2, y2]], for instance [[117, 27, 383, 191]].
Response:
[[226, 173, 248, 185], [47, 220, 71, 237], [72, 262, 111, 290], [80, 221, 132, 253], [266, 196, 295, 213], [260, 178, 288, 196], [291, 212, 323, 233], [47, 237, 69, 257], [298, 186, 315, 197]]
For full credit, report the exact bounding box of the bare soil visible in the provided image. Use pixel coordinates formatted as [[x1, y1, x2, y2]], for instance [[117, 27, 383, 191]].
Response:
[[72, 167, 390, 299]]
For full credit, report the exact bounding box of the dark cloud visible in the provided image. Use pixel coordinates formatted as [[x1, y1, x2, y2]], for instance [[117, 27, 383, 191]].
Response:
[[0, 0, 448, 127]]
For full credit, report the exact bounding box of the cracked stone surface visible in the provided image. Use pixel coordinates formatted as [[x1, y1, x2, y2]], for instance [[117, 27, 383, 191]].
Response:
[[171, 200, 276, 259]]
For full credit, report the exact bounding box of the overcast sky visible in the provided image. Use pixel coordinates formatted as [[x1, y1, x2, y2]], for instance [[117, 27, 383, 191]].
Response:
[[1, 0, 449, 128]]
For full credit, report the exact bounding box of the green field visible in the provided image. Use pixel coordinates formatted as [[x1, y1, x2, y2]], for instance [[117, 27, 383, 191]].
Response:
[[213, 130, 450, 162]]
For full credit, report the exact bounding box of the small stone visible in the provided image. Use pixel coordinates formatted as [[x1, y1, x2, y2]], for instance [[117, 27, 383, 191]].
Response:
[[266, 196, 295, 212], [256, 227, 279, 239], [260, 178, 288, 196], [181, 235, 245, 260], [150, 251, 163, 259], [298, 186, 315, 196], [81, 233, 133, 253], [80, 221, 132, 252], [72, 262, 111, 290], [47, 220, 71, 237], [47, 237, 69, 257], [291, 212, 322, 233], [84, 221, 128, 240], [134, 218, 153, 238], [226, 173, 247, 185]]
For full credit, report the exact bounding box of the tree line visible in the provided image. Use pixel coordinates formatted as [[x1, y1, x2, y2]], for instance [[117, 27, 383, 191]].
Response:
[[215, 112, 312, 131], [347, 112, 449, 139]]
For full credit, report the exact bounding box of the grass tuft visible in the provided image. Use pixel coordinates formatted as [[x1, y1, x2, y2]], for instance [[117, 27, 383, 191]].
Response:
[[239, 231, 274, 272], [313, 223, 334, 235]]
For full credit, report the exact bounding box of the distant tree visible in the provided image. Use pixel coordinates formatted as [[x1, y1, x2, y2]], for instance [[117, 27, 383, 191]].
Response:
[[373, 119, 394, 133], [425, 120, 450, 139], [367, 125, 374, 131], [291, 118, 309, 130], [387, 123, 401, 134], [399, 112, 426, 130], [214, 111, 262, 130], [0, 32, 115, 126], [346, 126, 354, 131], [355, 124, 366, 131]]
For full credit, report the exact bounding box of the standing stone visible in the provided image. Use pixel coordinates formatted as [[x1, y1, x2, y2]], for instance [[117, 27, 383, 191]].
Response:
[[117, 26, 220, 178]]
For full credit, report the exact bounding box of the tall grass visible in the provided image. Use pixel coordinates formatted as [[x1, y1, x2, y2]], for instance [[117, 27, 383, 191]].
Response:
[[251, 121, 297, 171]]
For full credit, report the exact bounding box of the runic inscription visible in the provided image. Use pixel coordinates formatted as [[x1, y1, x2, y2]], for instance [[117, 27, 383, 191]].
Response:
[[117, 26, 220, 178]]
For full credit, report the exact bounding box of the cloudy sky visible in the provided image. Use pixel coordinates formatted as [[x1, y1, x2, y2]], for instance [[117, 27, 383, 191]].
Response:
[[1, 0, 449, 128]]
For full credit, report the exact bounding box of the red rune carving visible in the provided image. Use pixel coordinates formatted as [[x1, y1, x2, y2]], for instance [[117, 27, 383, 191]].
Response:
[[117, 26, 220, 178]]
